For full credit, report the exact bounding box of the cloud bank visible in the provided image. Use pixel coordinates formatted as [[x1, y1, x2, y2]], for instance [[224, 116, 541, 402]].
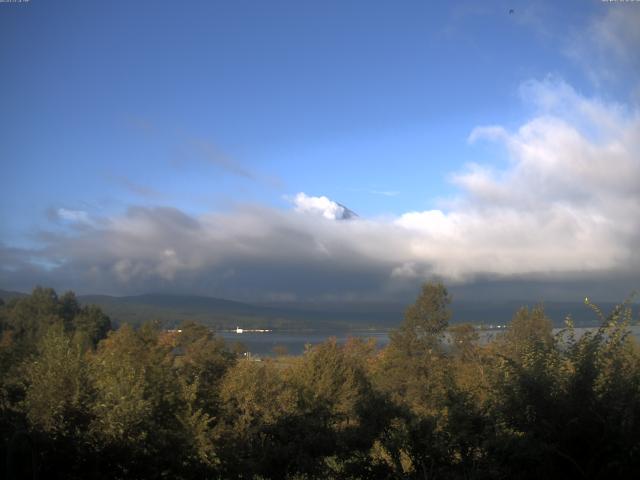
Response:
[[2, 80, 639, 301]]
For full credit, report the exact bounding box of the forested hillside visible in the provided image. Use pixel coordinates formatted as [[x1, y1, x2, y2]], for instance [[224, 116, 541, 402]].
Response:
[[1, 285, 639, 479]]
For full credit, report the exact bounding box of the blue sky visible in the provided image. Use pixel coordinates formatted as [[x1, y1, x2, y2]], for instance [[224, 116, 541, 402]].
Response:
[[1, 0, 639, 301]]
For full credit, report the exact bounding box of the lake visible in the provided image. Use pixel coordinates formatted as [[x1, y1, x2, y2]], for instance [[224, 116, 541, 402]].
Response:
[[219, 330, 391, 356], [219, 325, 640, 357]]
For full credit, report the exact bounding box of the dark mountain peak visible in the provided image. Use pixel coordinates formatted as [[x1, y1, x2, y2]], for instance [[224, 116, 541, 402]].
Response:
[[336, 203, 358, 220]]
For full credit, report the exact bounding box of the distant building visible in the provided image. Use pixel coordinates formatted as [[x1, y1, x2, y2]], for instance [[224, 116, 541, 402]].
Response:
[[234, 326, 271, 334]]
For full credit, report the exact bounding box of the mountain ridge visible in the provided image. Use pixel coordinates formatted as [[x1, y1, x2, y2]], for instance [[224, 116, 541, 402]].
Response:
[[2, 289, 635, 330]]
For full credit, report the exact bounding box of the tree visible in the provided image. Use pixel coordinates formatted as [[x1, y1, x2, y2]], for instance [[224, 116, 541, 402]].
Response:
[[485, 301, 640, 479], [173, 320, 235, 414], [390, 281, 451, 357], [378, 281, 452, 409], [72, 304, 111, 347], [217, 358, 298, 478], [498, 305, 554, 361], [24, 323, 89, 437], [88, 325, 153, 447], [449, 323, 479, 362], [22, 322, 93, 478], [87, 324, 182, 478], [59, 291, 81, 328], [5, 287, 64, 348]]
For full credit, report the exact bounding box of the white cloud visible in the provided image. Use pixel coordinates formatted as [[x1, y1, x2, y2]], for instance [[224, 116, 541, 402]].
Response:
[[292, 192, 348, 220], [393, 78, 640, 280]]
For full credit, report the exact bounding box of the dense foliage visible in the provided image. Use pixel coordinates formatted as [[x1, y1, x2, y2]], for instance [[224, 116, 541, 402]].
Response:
[[1, 285, 639, 479]]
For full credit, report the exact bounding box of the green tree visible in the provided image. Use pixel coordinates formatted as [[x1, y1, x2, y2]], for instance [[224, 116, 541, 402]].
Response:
[[376, 281, 452, 412], [173, 320, 235, 414], [498, 305, 554, 361], [218, 358, 298, 478], [23, 323, 89, 437], [87, 323, 182, 478], [5, 287, 64, 348], [72, 304, 111, 347], [390, 281, 451, 357], [486, 301, 640, 479], [22, 322, 93, 478], [59, 291, 81, 328]]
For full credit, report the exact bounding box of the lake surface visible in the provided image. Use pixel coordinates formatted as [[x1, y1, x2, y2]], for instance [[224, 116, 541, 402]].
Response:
[[219, 330, 391, 356], [219, 325, 640, 357]]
